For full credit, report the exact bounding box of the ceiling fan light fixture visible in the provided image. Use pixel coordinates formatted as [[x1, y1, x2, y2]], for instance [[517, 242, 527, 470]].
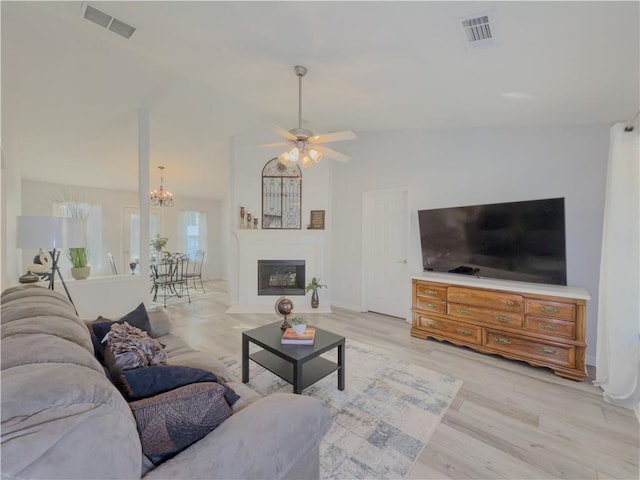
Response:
[[279, 146, 299, 165], [272, 65, 355, 165], [309, 148, 323, 163]]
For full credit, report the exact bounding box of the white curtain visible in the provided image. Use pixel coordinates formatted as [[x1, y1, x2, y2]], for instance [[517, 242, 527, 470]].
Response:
[[594, 122, 640, 410], [177, 210, 208, 261]]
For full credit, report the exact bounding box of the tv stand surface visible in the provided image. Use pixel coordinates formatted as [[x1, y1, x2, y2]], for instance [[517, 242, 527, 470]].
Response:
[[410, 273, 590, 381]]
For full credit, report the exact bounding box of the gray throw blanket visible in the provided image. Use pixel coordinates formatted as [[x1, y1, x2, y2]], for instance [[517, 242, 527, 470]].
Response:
[[103, 322, 167, 371]]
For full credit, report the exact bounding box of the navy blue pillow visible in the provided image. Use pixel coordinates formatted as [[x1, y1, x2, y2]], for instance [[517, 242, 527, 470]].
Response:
[[114, 365, 240, 406], [90, 303, 151, 363]]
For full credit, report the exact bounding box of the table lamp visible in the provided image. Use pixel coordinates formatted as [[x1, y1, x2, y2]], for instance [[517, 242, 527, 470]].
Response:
[[16, 216, 85, 314]]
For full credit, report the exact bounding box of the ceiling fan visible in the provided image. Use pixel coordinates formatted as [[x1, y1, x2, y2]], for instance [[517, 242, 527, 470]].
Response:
[[265, 65, 356, 168]]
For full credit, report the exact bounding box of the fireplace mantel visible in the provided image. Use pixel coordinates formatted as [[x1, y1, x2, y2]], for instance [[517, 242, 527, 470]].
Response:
[[227, 229, 331, 313]]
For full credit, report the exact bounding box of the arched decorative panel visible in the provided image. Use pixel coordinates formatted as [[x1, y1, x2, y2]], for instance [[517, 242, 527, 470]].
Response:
[[262, 158, 302, 229]]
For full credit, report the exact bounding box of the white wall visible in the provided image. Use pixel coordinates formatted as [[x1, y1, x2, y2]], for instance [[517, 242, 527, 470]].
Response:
[[331, 125, 609, 365], [228, 130, 333, 306]]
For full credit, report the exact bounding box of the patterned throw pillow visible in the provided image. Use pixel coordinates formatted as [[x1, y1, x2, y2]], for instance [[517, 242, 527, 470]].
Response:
[[89, 303, 152, 362], [129, 382, 231, 465]]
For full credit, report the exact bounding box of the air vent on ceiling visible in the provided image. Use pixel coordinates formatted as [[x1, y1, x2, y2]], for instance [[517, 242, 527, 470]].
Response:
[[458, 12, 495, 47], [81, 3, 136, 39]]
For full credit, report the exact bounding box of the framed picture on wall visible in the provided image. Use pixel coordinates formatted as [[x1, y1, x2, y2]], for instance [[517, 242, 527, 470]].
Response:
[[309, 210, 325, 230]]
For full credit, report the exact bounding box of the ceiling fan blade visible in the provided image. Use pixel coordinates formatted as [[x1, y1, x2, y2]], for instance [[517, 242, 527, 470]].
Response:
[[256, 141, 290, 148], [308, 130, 357, 144], [272, 126, 298, 141], [313, 145, 352, 163]]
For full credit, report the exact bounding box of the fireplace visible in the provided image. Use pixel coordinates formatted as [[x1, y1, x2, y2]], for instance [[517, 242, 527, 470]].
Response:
[[257, 260, 305, 296]]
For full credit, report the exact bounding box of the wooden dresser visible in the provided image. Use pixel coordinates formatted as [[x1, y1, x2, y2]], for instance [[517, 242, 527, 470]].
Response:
[[411, 274, 590, 380]]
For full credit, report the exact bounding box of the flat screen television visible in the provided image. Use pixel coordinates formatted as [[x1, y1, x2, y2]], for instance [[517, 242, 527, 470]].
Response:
[[418, 198, 567, 285]]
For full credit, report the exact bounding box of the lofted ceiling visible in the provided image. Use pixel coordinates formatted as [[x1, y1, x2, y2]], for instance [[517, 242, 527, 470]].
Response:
[[2, 1, 639, 201]]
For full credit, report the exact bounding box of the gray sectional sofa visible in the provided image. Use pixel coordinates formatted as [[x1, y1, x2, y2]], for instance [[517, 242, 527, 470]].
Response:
[[1, 285, 331, 479]]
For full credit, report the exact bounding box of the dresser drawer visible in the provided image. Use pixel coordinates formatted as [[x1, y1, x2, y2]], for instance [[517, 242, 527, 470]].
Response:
[[415, 298, 446, 314], [414, 314, 481, 345], [484, 330, 574, 367], [526, 299, 575, 321], [526, 316, 575, 339], [448, 287, 523, 313], [415, 282, 447, 301], [449, 303, 523, 328]]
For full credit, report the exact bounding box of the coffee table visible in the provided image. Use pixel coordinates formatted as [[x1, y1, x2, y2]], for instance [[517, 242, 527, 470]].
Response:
[[242, 322, 345, 394]]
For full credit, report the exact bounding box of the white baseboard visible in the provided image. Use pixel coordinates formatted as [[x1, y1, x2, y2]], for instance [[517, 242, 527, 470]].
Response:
[[329, 301, 364, 313], [225, 304, 331, 314]]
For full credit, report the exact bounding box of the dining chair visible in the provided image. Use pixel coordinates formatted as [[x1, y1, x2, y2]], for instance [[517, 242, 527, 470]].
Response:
[[185, 250, 205, 292], [107, 252, 118, 275], [150, 253, 191, 308]]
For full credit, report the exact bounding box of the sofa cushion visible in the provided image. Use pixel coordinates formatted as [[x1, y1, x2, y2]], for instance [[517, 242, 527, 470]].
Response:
[[113, 364, 240, 405], [1, 363, 142, 479], [129, 382, 232, 465], [146, 308, 173, 337], [159, 334, 235, 383], [90, 302, 151, 362]]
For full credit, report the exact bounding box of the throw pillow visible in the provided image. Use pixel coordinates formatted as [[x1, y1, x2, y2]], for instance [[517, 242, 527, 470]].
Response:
[[129, 382, 232, 465], [114, 364, 240, 405], [89, 303, 151, 362], [146, 308, 173, 338], [103, 322, 168, 373]]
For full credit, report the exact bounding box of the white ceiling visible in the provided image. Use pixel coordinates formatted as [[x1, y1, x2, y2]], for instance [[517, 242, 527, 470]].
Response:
[[3, 1, 639, 201]]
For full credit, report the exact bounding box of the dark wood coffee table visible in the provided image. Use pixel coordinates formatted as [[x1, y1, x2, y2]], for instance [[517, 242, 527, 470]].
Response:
[[242, 322, 345, 394]]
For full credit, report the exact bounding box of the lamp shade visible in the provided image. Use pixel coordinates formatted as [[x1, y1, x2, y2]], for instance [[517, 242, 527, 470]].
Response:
[[16, 216, 86, 250]]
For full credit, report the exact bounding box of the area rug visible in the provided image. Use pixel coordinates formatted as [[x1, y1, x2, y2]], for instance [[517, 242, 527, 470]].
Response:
[[220, 340, 462, 479]]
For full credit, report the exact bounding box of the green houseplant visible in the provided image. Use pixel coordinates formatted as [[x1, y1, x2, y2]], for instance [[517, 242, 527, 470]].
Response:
[[305, 277, 327, 309], [150, 235, 169, 262], [290, 316, 307, 334], [59, 199, 91, 280], [68, 247, 90, 280]]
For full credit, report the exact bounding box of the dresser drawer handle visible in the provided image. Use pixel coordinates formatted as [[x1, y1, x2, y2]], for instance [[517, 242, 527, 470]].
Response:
[[507, 300, 516, 307], [426, 289, 438, 295], [495, 315, 511, 323], [425, 319, 438, 328], [495, 337, 512, 345], [457, 308, 471, 315], [539, 347, 558, 355], [456, 328, 472, 336], [540, 322, 559, 331], [539, 306, 559, 314], [424, 302, 436, 309]]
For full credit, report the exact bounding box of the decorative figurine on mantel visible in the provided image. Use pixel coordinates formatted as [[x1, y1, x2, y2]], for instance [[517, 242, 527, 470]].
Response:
[[246, 212, 252, 229], [253, 217, 259, 229], [240, 206, 245, 229]]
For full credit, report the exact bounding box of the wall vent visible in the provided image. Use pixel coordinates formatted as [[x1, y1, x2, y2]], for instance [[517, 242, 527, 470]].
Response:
[[81, 3, 136, 39], [457, 12, 496, 47]]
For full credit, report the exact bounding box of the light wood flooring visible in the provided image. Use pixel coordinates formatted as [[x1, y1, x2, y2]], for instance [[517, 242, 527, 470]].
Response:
[[165, 280, 639, 480]]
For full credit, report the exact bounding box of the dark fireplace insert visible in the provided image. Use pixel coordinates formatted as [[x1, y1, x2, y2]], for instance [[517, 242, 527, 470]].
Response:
[[257, 260, 305, 296]]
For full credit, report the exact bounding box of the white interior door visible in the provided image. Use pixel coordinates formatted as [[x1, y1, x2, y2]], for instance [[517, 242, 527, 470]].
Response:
[[363, 189, 409, 318]]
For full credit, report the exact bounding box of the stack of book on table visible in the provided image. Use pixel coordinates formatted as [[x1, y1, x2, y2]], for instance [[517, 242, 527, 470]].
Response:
[[281, 327, 316, 345]]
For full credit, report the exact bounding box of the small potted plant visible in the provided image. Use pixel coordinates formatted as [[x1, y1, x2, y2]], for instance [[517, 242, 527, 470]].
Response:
[[68, 247, 90, 280], [290, 316, 307, 335], [150, 235, 169, 262], [305, 277, 327, 309]]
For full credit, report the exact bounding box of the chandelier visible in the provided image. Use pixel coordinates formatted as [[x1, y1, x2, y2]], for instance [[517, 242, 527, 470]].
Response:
[[149, 166, 174, 207]]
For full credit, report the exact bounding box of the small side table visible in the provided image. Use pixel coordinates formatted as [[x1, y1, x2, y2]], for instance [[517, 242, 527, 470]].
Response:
[[242, 322, 345, 394]]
